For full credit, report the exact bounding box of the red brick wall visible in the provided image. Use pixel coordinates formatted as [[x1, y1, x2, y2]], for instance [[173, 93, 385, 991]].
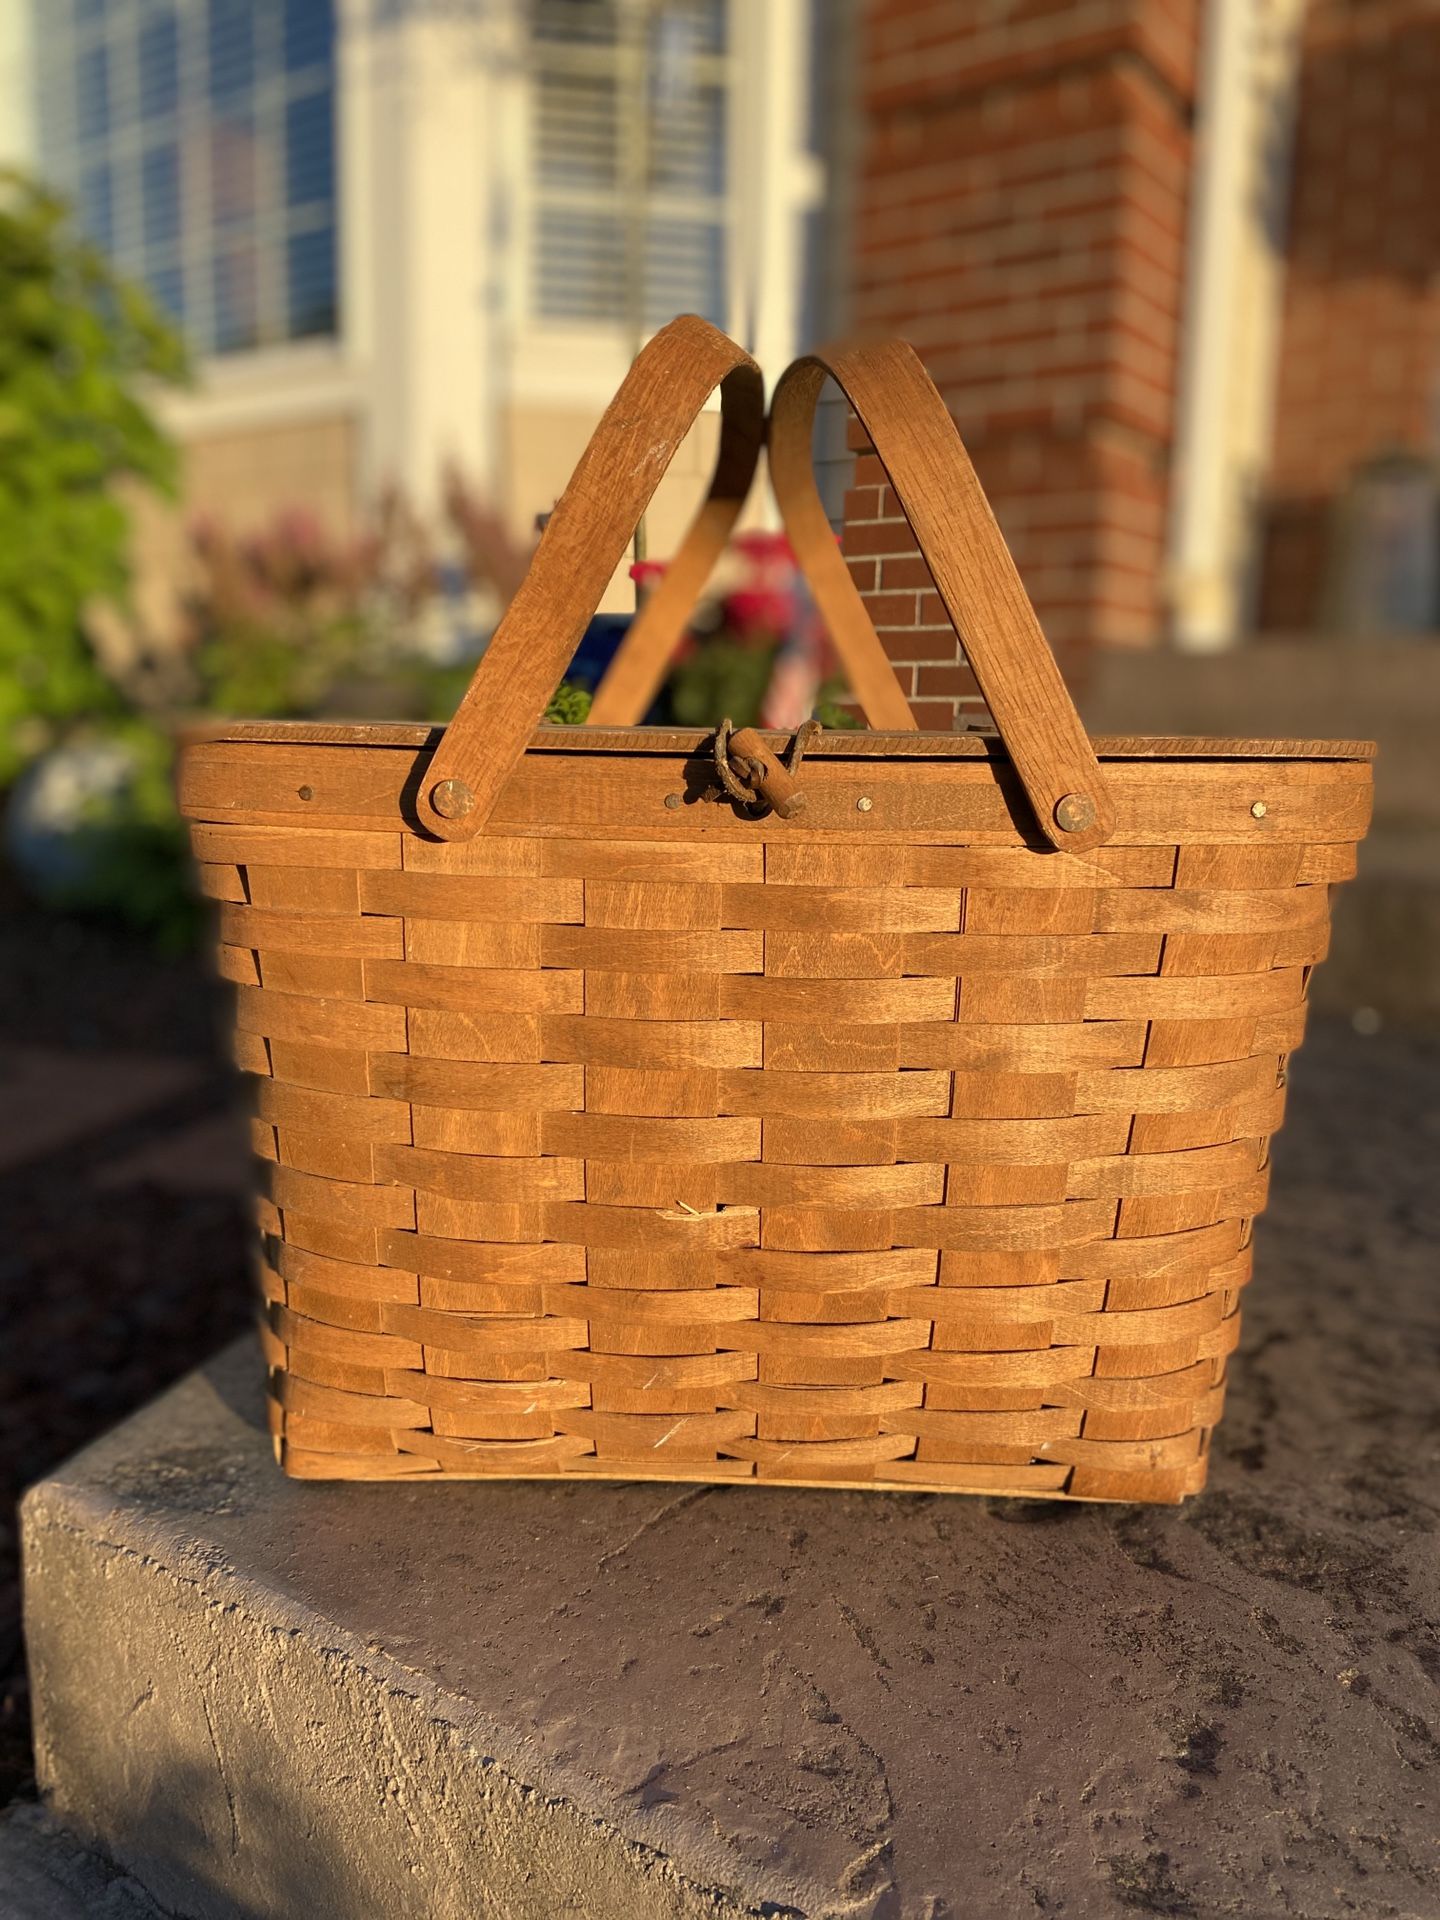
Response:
[[839, 0, 1199, 727], [1259, 0, 1440, 631]]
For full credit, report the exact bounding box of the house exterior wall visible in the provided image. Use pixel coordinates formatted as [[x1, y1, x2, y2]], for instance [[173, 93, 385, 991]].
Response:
[[182, 415, 360, 537], [503, 406, 722, 569], [18, 0, 821, 634], [1163, 0, 1308, 653], [1259, 0, 1440, 631], [15, 0, 1440, 699], [838, 0, 1200, 726]]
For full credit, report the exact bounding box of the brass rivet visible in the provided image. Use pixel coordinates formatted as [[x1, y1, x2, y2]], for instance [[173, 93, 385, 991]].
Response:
[[664, 792, 683, 810], [430, 777, 474, 819], [1250, 800, 1267, 819], [856, 796, 873, 813], [297, 785, 313, 801], [1053, 791, 1095, 834]]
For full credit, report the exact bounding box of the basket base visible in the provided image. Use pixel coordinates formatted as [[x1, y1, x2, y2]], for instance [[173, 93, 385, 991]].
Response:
[[276, 1443, 1205, 1504]]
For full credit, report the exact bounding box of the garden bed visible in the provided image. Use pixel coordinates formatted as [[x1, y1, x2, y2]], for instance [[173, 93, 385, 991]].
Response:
[[0, 869, 251, 1804]]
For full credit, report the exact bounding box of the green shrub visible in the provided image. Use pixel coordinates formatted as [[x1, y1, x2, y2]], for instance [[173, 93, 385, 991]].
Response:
[[0, 171, 186, 783]]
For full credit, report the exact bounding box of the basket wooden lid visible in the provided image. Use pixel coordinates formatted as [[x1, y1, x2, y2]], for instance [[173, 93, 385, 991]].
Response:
[[183, 719, 1377, 764]]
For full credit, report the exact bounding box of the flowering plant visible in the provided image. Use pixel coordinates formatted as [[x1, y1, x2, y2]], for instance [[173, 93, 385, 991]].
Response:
[[652, 529, 859, 729]]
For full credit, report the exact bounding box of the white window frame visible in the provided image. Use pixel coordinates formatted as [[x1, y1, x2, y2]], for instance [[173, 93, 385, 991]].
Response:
[[508, 0, 819, 410]]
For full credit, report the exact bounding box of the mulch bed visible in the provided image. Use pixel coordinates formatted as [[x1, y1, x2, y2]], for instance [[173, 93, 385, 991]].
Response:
[[0, 872, 251, 1804]]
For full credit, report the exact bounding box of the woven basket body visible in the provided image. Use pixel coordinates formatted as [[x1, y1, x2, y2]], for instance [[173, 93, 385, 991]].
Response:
[[179, 321, 1374, 1503]]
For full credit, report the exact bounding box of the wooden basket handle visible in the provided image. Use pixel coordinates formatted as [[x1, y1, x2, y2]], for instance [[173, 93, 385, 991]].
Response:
[[416, 315, 764, 840], [768, 340, 1116, 852]]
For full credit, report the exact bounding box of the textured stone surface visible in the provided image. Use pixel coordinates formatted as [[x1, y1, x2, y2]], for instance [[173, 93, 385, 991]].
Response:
[[20, 1022, 1440, 1920]]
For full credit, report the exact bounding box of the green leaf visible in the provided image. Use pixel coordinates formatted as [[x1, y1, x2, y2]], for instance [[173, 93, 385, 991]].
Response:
[[0, 168, 186, 773], [544, 682, 593, 725]]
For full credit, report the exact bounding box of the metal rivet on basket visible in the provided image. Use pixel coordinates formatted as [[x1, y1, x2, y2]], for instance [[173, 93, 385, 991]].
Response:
[[296, 785, 313, 801], [857, 796, 873, 813], [430, 777, 474, 819], [1053, 791, 1095, 834], [1250, 800, 1267, 819], [664, 792, 683, 810]]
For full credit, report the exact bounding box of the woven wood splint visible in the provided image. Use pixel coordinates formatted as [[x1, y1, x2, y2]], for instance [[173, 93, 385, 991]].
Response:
[[180, 316, 1373, 1503]]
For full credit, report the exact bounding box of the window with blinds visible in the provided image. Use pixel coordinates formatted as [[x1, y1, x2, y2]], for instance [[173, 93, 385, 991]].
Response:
[[32, 0, 338, 357], [529, 0, 731, 332]]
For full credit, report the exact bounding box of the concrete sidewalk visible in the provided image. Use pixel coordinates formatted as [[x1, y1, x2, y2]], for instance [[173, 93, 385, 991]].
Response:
[[18, 1022, 1440, 1920]]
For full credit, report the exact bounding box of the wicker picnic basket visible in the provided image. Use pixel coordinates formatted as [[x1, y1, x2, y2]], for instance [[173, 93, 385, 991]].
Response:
[[180, 316, 1373, 1503]]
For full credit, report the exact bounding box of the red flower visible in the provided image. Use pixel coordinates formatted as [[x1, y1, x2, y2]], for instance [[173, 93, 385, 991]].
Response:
[[724, 585, 796, 637], [732, 529, 796, 566]]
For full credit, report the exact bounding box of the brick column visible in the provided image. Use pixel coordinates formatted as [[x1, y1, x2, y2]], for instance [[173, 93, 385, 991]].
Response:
[[842, 417, 986, 728], [839, 0, 1200, 726]]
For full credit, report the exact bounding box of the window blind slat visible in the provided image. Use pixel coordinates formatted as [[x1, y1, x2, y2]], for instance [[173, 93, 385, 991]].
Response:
[[530, 0, 730, 330]]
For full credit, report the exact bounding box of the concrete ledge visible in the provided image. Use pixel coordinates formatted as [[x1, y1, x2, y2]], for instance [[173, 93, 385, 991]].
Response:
[[0, 1804, 160, 1920], [21, 1024, 1440, 1920]]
